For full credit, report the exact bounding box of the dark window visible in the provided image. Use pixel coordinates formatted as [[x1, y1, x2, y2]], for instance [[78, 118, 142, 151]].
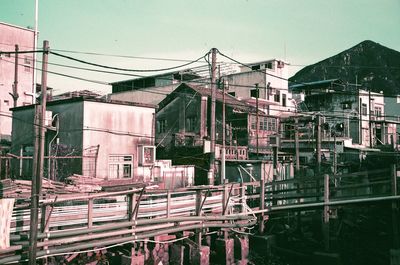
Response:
[[274, 93, 280, 103], [228, 92, 236, 97], [266, 62, 273, 69], [157, 120, 167, 133], [361, 103, 367, 116], [250, 89, 259, 98], [186, 116, 197, 132], [251, 65, 260, 70], [282, 94, 287, 107]]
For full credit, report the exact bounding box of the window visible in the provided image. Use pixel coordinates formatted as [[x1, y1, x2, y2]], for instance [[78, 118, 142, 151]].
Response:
[[274, 93, 280, 103], [251, 116, 257, 130], [375, 106, 382, 117], [259, 117, 268, 130], [267, 118, 277, 131], [266, 62, 273, 69], [24, 56, 32, 72], [157, 119, 167, 133], [361, 103, 367, 116], [4, 100, 10, 106], [186, 116, 197, 132], [282, 93, 287, 107], [228, 92, 236, 97], [250, 89, 259, 98], [108, 155, 133, 179], [251, 65, 260, 71], [255, 117, 277, 131]]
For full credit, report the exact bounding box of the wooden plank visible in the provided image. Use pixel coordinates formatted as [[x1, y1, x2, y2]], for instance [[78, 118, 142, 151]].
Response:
[[0, 198, 14, 249]]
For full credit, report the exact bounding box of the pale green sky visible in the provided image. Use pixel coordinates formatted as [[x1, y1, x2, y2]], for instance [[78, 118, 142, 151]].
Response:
[[1, 0, 399, 94]]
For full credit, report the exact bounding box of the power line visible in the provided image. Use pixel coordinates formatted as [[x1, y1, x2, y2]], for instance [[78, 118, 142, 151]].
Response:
[[51, 48, 207, 63], [49, 50, 209, 73]]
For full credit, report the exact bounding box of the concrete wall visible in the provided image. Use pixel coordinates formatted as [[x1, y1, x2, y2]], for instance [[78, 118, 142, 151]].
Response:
[[0, 23, 35, 140], [10, 101, 84, 179], [83, 101, 155, 179], [108, 84, 178, 105]]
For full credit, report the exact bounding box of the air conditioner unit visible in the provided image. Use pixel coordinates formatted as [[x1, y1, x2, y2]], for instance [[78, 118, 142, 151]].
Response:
[[138, 145, 155, 166]]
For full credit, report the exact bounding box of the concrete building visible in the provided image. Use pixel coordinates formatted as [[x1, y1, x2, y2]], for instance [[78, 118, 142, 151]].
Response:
[[0, 22, 35, 141], [155, 83, 290, 184], [223, 59, 296, 117], [10, 97, 157, 181], [384, 95, 400, 150], [283, 79, 396, 174]]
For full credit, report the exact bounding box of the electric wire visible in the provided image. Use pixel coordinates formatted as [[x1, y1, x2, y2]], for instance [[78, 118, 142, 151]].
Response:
[[49, 50, 209, 73]]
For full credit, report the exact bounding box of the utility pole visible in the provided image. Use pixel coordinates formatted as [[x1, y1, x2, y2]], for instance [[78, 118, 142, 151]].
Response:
[[315, 114, 322, 202], [11, 45, 19, 108], [333, 133, 337, 176], [294, 117, 300, 174], [368, 89, 373, 148], [32, 0, 39, 104], [208, 48, 217, 185], [221, 75, 226, 185], [29, 40, 49, 264], [316, 114, 322, 176], [255, 83, 259, 158]]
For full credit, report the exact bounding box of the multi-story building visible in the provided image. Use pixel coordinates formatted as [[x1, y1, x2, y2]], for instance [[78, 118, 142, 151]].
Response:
[[155, 83, 289, 184], [282, 78, 397, 173], [0, 22, 35, 141], [223, 59, 296, 117]]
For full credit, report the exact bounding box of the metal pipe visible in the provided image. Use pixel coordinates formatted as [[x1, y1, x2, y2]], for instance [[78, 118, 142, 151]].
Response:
[[0, 220, 256, 263], [10, 215, 254, 242]]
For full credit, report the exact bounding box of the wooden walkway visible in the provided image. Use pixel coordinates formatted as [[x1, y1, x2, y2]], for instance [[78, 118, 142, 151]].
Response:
[[0, 166, 398, 264]]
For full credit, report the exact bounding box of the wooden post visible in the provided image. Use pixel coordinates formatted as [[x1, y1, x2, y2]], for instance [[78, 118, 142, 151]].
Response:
[[88, 198, 93, 228], [272, 146, 278, 206], [392, 164, 399, 249], [11, 45, 19, 108], [195, 190, 203, 246], [166, 190, 171, 218], [240, 182, 245, 213], [209, 48, 217, 185], [259, 179, 265, 234], [29, 40, 49, 265], [323, 174, 330, 251]]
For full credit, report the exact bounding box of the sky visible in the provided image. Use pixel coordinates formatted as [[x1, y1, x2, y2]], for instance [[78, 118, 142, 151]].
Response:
[[1, 0, 399, 95]]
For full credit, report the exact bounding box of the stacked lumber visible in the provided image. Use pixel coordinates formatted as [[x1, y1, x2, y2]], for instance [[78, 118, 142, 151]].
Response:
[[66, 174, 149, 192], [65, 174, 103, 193], [0, 178, 72, 199]]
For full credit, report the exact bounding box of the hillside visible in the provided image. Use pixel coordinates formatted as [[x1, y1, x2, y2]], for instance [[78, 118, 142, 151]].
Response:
[[289, 40, 400, 95]]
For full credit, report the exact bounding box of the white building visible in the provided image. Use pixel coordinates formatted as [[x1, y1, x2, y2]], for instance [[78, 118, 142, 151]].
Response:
[[223, 59, 296, 117]]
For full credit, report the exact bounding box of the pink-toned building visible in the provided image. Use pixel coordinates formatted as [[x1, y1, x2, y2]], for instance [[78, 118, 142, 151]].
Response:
[[0, 22, 35, 141]]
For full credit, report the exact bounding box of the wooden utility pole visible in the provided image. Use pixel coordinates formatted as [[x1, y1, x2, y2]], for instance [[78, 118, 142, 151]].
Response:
[[368, 89, 373, 148], [315, 114, 322, 202], [255, 83, 259, 158], [316, 114, 322, 175], [323, 173, 330, 251], [221, 76, 226, 185], [294, 117, 300, 173], [392, 164, 399, 249], [11, 45, 19, 108], [333, 133, 337, 176], [208, 48, 217, 185], [29, 40, 49, 264]]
